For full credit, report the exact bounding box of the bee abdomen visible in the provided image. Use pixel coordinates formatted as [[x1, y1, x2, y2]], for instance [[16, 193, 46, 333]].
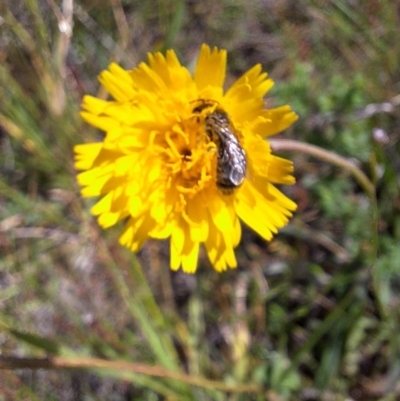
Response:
[[204, 110, 247, 193]]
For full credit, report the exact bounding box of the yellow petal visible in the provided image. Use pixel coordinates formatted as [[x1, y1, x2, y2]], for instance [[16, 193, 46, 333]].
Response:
[[81, 95, 110, 115], [80, 111, 119, 132], [194, 44, 227, 92], [207, 194, 235, 247], [225, 64, 274, 122], [170, 218, 185, 271], [181, 240, 200, 274], [130, 62, 168, 96], [98, 66, 137, 102], [256, 106, 299, 137], [77, 165, 114, 197], [204, 213, 238, 272], [74, 143, 103, 170], [147, 50, 193, 94], [235, 181, 294, 242], [98, 210, 125, 228], [246, 137, 295, 185], [119, 215, 155, 252], [204, 223, 225, 271], [227, 64, 273, 98], [186, 199, 209, 242], [232, 215, 241, 248], [251, 178, 297, 213]]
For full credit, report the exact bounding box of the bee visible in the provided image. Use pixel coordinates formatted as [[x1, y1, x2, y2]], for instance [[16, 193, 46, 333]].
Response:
[[193, 101, 247, 194]]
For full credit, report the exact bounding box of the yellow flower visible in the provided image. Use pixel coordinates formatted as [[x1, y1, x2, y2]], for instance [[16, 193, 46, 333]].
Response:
[[75, 44, 298, 273]]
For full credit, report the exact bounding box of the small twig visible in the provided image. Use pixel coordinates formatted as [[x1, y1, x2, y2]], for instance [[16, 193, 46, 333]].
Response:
[[3, 10, 53, 91], [47, 0, 74, 115], [0, 355, 262, 394], [304, 95, 400, 131], [73, 3, 137, 66], [284, 223, 351, 263], [110, 0, 132, 61], [9, 227, 76, 243], [232, 274, 250, 362], [355, 94, 400, 119]]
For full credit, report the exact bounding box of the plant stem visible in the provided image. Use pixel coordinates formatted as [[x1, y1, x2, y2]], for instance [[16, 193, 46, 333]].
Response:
[[0, 356, 261, 394], [269, 139, 375, 199]]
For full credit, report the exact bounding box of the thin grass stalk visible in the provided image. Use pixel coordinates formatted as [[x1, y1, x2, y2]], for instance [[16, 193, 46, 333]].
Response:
[[0, 355, 262, 394], [96, 239, 195, 396], [3, 10, 55, 108]]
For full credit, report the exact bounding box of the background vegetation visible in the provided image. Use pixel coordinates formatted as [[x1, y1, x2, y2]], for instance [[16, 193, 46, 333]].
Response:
[[1, 0, 400, 400]]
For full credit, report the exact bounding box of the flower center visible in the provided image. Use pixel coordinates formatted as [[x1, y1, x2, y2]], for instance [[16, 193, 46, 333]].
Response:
[[149, 116, 215, 199], [150, 100, 246, 200]]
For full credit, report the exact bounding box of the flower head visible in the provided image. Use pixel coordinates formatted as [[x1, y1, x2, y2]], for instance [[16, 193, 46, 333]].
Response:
[[75, 44, 298, 273]]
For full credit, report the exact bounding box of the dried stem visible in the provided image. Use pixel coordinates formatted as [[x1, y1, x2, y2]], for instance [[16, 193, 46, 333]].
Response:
[[0, 355, 261, 394], [110, 0, 132, 59], [48, 0, 74, 115], [269, 139, 375, 200]]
